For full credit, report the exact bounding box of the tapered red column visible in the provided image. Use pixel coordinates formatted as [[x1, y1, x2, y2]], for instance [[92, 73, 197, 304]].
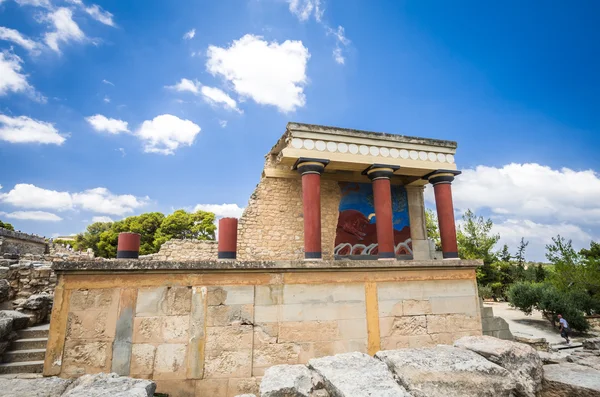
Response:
[[296, 158, 329, 260], [218, 217, 238, 260], [426, 170, 461, 259], [117, 232, 141, 259], [365, 164, 400, 260]]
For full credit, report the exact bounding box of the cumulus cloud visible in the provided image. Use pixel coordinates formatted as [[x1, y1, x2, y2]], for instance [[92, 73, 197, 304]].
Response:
[[200, 86, 240, 112], [84, 4, 115, 27], [166, 79, 240, 112], [0, 114, 66, 144], [0, 51, 44, 101], [0, 27, 41, 55], [183, 28, 195, 40], [135, 114, 201, 155], [44, 7, 86, 53], [193, 203, 245, 218], [165, 78, 201, 95], [92, 215, 113, 223], [425, 163, 600, 261], [0, 183, 149, 216], [206, 34, 310, 113], [85, 114, 129, 134], [0, 210, 62, 221]]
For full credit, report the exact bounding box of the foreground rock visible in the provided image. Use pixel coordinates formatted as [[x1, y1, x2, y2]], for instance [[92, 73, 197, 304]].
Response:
[[376, 345, 516, 397], [309, 352, 410, 397], [0, 376, 72, 397], [454, 335, 543, 397], [542, 363, 600, 396], [260, 364, 314, 397], [583, 337, 600, 351], [0, 373, 156, 397], [0, 310, 30, 330], [20, 293, 53, 326], [62, 373, 156, 397]]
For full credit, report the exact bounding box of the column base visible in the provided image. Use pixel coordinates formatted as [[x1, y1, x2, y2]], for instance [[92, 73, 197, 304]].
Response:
[[442, 252, 459, 259], [218, 252, 236, 259], [304, 252, 322, 260]]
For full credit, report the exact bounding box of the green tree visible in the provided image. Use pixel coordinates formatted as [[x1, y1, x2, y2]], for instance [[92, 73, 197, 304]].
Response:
[[75, 221, 113, 256], [0, 219, 15, 231], [457, 209, 500, 264], [154, 210, 216, 249], [499, 244, 512, 262], [515, 237, 529, 267], [425, 209, 441, 250], [546, 235, 582, 292]]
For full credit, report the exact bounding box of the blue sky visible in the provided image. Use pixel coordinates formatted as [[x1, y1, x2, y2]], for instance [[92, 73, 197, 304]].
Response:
[[0, 0, 598, 261]]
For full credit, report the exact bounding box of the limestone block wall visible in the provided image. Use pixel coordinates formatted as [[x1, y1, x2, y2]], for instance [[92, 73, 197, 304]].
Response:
[[45, 265, 482, 397], [480, 301, 514, 340], [237, 175, 340, 261], [0, 228, 48, 256], [149, 239, 218, 261]]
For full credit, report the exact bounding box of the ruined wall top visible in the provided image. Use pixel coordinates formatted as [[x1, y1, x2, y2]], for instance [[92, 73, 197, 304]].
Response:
[[0, 227, 47, 244]]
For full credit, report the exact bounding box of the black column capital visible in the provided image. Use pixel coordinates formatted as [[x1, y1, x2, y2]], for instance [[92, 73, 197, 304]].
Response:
[[294, 157, 330, 175], [423, 169, 462, 185], [362, 164, 400, 181]]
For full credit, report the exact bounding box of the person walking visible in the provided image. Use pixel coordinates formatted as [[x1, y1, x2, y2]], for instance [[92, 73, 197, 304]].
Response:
[[557, 314, 571, 344]]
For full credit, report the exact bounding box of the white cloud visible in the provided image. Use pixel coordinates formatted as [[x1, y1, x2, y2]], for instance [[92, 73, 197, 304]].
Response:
[[0, 27, 41, 55], [201, 86, 240, 112], [73, 188, 148, 215], [0, 210, 62, 221], [287, 0, 323, 22], [84, 4, 115, 27], [103, 95, 110, 103], [183, 28, 195, 40], [0, 114, 66, 144], [326, 25, 350, 65], [14, 0, 52, 7], [218, 120, 227, 128], [102, 79, 114, 86], [448, 163, 600, 225], [194, 203, 245, 218], [85, 114, 129, 134], [206, 34, 310, 113], [116, 147, 126, 157], [0, 51, 44, 101], [165, 78, 201, 95], [135, 114, 201, 155], [1, 184, 72, 210], [91, 215, 113, 223], [44, 8, 86, 53], [332, 47, 344, 64], [0, 184, 149, 216]]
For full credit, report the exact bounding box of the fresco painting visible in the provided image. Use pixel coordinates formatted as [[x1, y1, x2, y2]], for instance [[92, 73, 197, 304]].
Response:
[[334, 182, 412, 258]]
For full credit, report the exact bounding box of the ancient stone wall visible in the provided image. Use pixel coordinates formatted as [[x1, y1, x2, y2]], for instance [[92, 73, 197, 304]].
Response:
[[0, 228, 48, 256], [45, 264, 482, 396], [237, 158, 342, 261], [148, 239, 218, 261]]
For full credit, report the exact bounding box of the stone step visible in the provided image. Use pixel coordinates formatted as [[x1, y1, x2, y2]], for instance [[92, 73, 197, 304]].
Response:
[[2, 348, 46, 363], [17, 328, 49, 339], [10, 338, 48, 351], [0, 360, 44, 374], [553, 342, 583, 351]]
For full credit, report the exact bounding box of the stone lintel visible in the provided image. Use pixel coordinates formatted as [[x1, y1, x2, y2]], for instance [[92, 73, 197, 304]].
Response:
[[52, 259, 482, 273]]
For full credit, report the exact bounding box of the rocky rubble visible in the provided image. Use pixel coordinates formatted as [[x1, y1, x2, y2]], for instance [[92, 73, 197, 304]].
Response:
[[0, 373, 156, 397], [252, 336, 600, 397]]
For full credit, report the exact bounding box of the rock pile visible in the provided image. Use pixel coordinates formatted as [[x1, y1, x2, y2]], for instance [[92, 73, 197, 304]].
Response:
[[236, 335, 600, 397], [0, 372, 156, 397], [0, 310, 31, 355]]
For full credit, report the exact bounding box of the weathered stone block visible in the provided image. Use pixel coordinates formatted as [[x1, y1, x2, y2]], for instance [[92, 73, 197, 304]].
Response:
[[255, 305, 280, 323], [283, 284, 365, 305], [62, 340, 111, 376], [208, 286, 254, 306], [130, 343, 156, 376], [337, 318, 367, 340], [204, 349, 253, 378], [430, 296, 478, 315], [389, 315, 427, 336], [254, 322, 278, 345], [166, 286, 192, 315], [402, 299, 432, 315], [228, 377, 261, 397], [196, 378, 228, 397], [136, 287, 168, 317], [279, 321, 340, 343], [255, 285, 283, 306], [153, 343, 187, 379], [206, 324, 253, 351], [281, 302, 366, 322], [66, 310, 116, 340], [162, 315, 190, 343], [207, 304, 254, 327], [133, 316, 162, 343], [154, 379, 196, 397], [70, 289, 118, 312], [253, 343, 302, 373], [427, 314, 482, 334], [378, 300, 403, 317]]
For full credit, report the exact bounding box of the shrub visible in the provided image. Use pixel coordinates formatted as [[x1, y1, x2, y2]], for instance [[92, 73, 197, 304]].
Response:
[[508, 281, 590, 332], [478, 284, 493, 300]]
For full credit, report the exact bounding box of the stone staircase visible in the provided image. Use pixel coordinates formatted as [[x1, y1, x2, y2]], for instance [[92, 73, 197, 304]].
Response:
[[0, 324, 48, 374]]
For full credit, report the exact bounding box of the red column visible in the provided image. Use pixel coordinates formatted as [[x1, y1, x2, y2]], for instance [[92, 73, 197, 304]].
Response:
[[296, 160, 328, 260], [427, 171, 461, 259], [365, 165, 398, 260], [117, 232, 141, 259], [218, 217, 238, 259]]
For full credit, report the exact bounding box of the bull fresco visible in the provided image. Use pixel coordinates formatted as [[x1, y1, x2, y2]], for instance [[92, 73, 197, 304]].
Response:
[[334, 182, 412, 258]]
